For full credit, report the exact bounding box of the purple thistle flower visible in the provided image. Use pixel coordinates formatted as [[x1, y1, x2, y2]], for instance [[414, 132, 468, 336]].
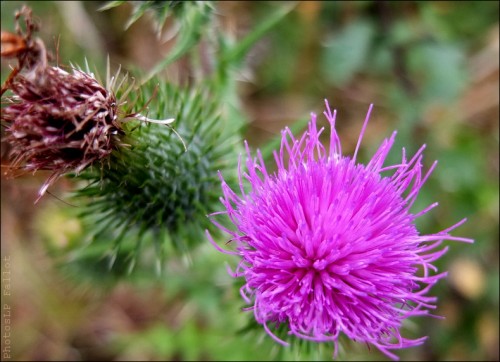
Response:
[[207, 100, 473, 360]]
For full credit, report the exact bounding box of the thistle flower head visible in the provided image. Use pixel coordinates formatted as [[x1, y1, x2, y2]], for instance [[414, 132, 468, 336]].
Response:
[[73, 82, 240, 273], [2, 64, 125, 196], [208, 100, 473, 360], [1, 6, 140, 201]]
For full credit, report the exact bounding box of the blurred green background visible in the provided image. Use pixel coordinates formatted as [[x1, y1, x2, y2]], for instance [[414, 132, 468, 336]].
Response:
[[1, 1, 498, 361]]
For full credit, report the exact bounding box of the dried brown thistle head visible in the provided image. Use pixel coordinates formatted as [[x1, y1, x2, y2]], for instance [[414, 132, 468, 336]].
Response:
[[1, 6, 130, 201]]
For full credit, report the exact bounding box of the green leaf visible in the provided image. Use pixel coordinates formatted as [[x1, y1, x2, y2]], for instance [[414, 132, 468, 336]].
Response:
[[143, 2, 214, 81], [409, 42, 467, 103], [221, 2, 296, 66], [98, 0, 127, 12], [321, 19, 376, 86], [124, 1, 153, 30], [100, 1, 175, 31]]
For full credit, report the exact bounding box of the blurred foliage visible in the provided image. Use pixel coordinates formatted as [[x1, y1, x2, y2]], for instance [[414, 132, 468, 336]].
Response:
[[1, 1, 498, 361], [100, 1, 190, 34]]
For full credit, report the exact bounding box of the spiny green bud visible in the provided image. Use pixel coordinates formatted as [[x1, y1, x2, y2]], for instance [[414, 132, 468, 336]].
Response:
[[73, 81, 240, 274]]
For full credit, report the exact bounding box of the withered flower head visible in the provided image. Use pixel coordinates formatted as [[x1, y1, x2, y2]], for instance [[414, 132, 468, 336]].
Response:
[[1, 6, 141, 201]]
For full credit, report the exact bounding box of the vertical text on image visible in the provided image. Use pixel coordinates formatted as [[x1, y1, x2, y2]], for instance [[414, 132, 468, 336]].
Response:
[[2, 255, 12, 360]]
